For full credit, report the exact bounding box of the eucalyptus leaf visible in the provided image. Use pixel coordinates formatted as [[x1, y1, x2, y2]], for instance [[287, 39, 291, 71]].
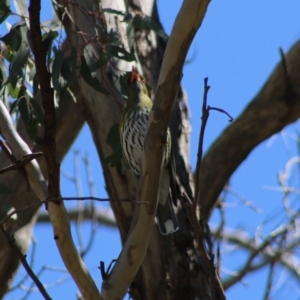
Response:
[[52, 49, 65, 92], [133, 15, 168, 40], [102, 8, 125, 16], [8, 82, 19, 98], [17, 86, 30, 125], [30, 98, 44, 123], [0, 59, 8, 95], [0, 22, 22, 51], [105, 123, 123, 167], [1, 22, 30, 88], [95, 48, 107, 70], [0, 0, 11, 24], [110, 45, 135, 62], [80, 54, 109, 95], [9, 99, 18, 114]]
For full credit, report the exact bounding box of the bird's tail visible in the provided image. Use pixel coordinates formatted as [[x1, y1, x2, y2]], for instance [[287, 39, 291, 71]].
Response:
[[156, 196, 179, 235]]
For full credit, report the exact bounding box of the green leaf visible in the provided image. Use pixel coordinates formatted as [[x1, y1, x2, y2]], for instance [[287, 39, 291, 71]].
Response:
[[80, 54, 109, 95], [0, 56, 7, 80], [61, 55, 77, 84], [102, 8, 125, 16], [0, 21, 22, 51], [105, 123, 123, 167], [0, 0, 11, 24], [16, 86, 40, 141], [9, 99, 18, 114], [107, 29, 120, 46], [8, 82, 19, 98], [95, 48, 108, 69], [51, 50, 78, 103], [17, 86, 31, 125], [42, 29, 59, 42], [26, 63, 36, 82], [102, 8, 133, 24], [52, 49, 66, 92], [133, 15, 168, 40], [1, 22, 30, 88], [32, 73, 39, 96], [44, 30, 59, 68], [110, 45, 135, 62], [25, 117, 39, 141], [30, 98, 44, 123]]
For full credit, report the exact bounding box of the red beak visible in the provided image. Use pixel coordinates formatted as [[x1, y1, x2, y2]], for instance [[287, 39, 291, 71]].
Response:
[[130, 66, 140, 82]]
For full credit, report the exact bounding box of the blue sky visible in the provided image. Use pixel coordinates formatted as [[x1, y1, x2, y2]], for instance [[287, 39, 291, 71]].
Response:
[[3, 1, 300, 299]]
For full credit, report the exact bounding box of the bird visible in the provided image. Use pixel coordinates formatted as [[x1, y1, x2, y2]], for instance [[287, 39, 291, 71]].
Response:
[[119, 67, 179, 235]]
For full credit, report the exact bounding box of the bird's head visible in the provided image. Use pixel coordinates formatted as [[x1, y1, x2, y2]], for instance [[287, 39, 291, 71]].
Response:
[[126, 67, 150, 105]]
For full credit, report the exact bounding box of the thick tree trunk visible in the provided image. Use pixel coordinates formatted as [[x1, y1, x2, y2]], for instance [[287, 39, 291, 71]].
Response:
[[56, 0, 222, 299], [2, 0, 300, 299]]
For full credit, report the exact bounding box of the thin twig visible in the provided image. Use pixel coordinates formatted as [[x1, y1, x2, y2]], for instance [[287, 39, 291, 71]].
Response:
[[0, 196, 147, 228], [74, 150, 85, 254], [220, 210, 300, 290], [195, 77, 210, 190], [0, 227, 52, 300], [0, 152, 44, 174], [37, 208, 116, 228], [208, 106, 233, 122], [9, 236, 37, 293], [81, 153, 98, 257], [0, 140, 31, 191], [263, 259, 275, 300], [190, 78, 225, 299], [21, 265, 69, 300]]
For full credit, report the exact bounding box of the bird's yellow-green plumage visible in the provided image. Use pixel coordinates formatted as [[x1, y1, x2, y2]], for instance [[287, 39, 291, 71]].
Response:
[[119, 67, 179, 235]]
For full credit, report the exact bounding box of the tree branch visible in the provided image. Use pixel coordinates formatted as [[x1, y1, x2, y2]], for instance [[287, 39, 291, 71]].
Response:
[[200, 41, 300, 222], [37, 209, 116, 228], [0, 227, 52, 300], [26, 1, 102, 299]]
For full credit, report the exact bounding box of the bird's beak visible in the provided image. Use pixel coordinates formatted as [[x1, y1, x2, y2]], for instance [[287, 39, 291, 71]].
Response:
[[130, 67, 140, 82]]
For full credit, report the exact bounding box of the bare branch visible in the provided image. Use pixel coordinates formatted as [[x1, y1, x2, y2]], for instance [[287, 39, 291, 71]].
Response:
[[263, 260, 275, 300], [0, 151, 44, 174], [37, 208, 116, 227], [219, 223, 300, 289], [0, 227, 52, 300], [28, 1, 102, 298], [200, 41, 300, 222]]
